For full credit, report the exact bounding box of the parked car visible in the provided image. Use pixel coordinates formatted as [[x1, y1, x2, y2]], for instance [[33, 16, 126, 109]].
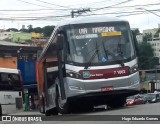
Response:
[[126, 95, 144, 106], [138, 94, 150, 104], [145, 93, 160, 103]]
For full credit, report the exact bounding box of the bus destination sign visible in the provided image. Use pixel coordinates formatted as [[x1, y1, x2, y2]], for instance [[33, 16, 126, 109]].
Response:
[[69, 26, 122, 39]]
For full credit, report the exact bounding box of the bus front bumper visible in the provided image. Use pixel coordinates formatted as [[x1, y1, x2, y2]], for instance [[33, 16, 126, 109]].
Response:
[[64, 72, 140, 98]]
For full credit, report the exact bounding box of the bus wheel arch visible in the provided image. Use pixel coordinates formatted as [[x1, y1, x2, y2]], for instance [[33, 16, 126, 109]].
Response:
[[55, 85, 70, 114]]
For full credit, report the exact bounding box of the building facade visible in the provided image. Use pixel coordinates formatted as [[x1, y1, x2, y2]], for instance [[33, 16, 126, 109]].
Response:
[[148, 37, 160, 63], [143, 28, 158, 35], [0, 31, 14, 40]]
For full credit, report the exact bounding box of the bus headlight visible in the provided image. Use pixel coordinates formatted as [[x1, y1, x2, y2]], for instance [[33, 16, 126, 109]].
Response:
[[66, 70, 82, 79], [152, 98, 156, 102], [130, 64, 138, 74]]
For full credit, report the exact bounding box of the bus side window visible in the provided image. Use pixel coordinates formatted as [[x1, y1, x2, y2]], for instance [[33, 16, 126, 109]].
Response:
[[1, 73, 11, 90], [11, 74, 21, 90]]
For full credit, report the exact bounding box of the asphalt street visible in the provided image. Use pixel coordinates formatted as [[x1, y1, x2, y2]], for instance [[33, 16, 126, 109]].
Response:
[[0, 102, 160, 124]]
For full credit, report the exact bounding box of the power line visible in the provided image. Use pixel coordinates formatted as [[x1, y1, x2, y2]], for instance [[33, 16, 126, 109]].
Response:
[[97, 2, 160, 9], [74, 9, 160, 17], [137, 8, 160, 18], [68, 0, 112, 7], [79, 11, 145, 16], [2, 9, 160, 19], [92, 0, 134, 11], [0, 14, 71, 20], [0, 3, 159, 15], [34, 0, 73, 9], [17, 0, 54, 9], [116, 12, 147, 17], [0, 8, 69, 11]]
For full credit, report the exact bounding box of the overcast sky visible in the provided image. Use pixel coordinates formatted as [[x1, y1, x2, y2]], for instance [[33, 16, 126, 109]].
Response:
[[0, 0, 160, 32]]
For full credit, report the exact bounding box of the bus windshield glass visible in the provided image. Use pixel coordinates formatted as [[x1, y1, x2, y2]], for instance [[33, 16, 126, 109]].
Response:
[[66, 22, 135, 66], [0, 73, 21, 91]]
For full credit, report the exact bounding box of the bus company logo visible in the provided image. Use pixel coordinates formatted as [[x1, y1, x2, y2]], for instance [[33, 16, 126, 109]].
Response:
[[2, 116, 11, 121], [83, 71, 90, 78]]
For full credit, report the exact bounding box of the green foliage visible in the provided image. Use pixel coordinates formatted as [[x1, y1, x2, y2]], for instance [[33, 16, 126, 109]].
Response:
[[34, 27, 43, 33], [138, 41, 159, 69], [42, 26, 55, 37], [19, 28, 28, 32], [19, 25, 55, 37], [143, 33, 152, 42], [132, 29, 140, 35], [6, 28, 18, 32], [27, 25, 33, 32]]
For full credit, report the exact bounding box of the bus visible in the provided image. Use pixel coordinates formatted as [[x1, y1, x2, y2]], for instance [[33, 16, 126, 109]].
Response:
[[37, 16, 140, 115], [0, 68, 24, 116]]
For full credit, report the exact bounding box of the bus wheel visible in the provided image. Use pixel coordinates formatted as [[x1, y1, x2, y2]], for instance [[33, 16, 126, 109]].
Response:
[[56, 91, 70, 114], [45, 110, 51, 116], [108, 98, 126, 109], [51, 108, 58, 115]]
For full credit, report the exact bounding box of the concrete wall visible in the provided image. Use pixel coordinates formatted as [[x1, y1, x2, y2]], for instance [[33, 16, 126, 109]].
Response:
[[0, 32, 13, 40]]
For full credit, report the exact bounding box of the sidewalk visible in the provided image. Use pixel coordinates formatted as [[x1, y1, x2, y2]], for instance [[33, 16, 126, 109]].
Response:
[[9, 110, 43, 116]]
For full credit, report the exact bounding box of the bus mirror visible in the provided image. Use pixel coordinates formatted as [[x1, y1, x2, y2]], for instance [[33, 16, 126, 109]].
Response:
[[131, 31, 139, 54], [57, 34, 64, 50]]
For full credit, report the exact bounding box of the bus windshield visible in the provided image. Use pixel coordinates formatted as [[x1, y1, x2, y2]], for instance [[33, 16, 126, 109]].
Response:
[[66, 22, 135, 66], [0, 73, 22, 91]]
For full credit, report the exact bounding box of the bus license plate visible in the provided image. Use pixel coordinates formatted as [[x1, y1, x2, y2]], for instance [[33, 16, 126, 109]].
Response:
[[101, 87, 113, 92]]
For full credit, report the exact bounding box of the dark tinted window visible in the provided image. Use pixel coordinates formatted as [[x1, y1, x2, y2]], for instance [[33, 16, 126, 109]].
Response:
[[0, 73, 21, 91], [47, 71, 58, 88]]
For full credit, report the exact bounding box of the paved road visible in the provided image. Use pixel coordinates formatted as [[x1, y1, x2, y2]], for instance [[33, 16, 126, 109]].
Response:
[[1, 102, 160, 124]]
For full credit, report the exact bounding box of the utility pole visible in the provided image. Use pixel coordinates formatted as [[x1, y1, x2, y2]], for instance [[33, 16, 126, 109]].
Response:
[[71, 8, 90, 18]]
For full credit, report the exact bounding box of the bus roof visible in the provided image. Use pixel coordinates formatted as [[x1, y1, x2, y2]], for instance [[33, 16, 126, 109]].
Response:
[[57, 16, 127, 26], [0, 68, 19, 74]]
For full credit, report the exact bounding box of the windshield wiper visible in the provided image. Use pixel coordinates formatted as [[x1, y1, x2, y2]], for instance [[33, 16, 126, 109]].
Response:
[[84, 49, 98, 69], [117, 43, 125, 66], [103, 42, 124, 66]]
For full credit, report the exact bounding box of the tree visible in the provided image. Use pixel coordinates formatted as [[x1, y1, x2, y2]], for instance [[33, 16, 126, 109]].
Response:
[[132, 29, 140, 35], [19, 28, 28, 32], [6, 28, 18, 32], [42, 26, 55, 37], [138, 41, 159, 69], [143, 33, 152, 42], [33, 27, 42, 33], [27, 24, 33, 32]]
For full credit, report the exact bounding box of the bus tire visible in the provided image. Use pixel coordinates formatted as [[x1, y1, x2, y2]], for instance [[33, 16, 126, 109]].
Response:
[[51, 108, 58, 115], [45, 110, 51, 116], [0, 104, 2, 116], [55, 91, 70, 114], [108, 98, 126, 109]]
